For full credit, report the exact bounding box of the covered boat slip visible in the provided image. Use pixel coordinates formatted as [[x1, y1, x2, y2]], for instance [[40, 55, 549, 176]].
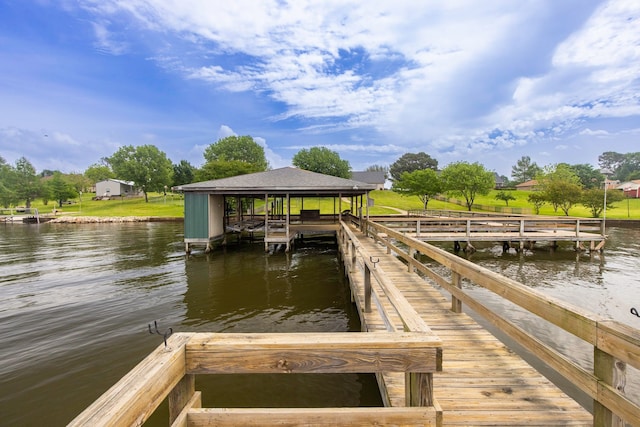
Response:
[[176, 167, 376, 252]]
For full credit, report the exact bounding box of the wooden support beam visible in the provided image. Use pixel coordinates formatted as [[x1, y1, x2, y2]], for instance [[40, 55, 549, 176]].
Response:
[[185, 332, 441, 375], [186, 407, 439, 426], [169, 374, 196, 425], [450, 271, 462, 314]]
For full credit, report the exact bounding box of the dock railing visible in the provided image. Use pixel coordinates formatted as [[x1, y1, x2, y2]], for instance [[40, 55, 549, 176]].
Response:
[[364, 219, 640, 426], [69, 331, 442, 426]]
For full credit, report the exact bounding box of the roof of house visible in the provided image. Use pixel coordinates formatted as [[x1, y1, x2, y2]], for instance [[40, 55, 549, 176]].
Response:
[[350, 171, 386, 185], [97, 179, 135, 186], [176, 167, 376, 196], [515, 179, 538, 188], [617, 180, 640, 190]]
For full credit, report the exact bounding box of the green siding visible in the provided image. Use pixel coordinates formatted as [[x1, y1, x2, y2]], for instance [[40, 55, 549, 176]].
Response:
[[184, 193, 209, 239]]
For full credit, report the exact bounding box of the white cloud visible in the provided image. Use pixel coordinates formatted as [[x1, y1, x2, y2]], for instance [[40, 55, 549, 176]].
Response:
[[580, 128, 610, 136], [217, 125, 236, 139]]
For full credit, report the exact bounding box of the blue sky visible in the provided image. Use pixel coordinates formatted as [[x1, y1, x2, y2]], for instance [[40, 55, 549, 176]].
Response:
[[1, 0, 639, 177]]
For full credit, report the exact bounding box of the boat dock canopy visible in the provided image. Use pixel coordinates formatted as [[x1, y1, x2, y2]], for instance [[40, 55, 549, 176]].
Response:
[[175, 166, 377, 196]]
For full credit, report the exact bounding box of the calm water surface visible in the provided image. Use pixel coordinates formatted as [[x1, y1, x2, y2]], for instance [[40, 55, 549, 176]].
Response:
[[0, 222, 379, 426], [1, 222, 639, 425]]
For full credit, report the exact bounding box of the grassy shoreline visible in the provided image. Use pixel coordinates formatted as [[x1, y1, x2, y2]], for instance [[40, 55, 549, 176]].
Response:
[[16, 189, 640, 220]]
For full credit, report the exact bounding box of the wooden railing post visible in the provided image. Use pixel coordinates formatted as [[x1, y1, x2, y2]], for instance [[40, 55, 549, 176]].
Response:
[[350, 241, 356, 271], [594, 348, 615, 427], [409, 248, 416, 272], [168, 374, 196, 424], [364, 264, 372, 313], [451, 271, 462, 313], [406, 372, 434, 407], [594, 347, 627, 427]]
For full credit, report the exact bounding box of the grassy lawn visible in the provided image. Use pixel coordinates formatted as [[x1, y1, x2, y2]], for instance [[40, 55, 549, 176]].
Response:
[[26, 193, 185, 218], [18, 189, 640, 219]]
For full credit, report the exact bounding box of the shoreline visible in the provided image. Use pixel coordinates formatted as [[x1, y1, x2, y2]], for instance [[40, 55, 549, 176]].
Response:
[[47, 216, 183, 223]]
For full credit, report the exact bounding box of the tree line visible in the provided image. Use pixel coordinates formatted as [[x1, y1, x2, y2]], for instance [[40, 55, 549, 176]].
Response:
[[1, 137, 638, 216], [0, 136, 351, 207], [389, 152, 637, 217]]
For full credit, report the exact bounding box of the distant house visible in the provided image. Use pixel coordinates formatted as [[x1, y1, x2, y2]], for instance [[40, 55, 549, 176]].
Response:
[[95, 179, 138, 198], [515, 179, 538, 191], [350, 171, 386, 190], [617, 180, 640, 198], [494, 173, 506, 189]]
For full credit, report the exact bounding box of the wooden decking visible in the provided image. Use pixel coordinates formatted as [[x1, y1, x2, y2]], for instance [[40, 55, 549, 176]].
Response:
[[343, 225, 593, 426]]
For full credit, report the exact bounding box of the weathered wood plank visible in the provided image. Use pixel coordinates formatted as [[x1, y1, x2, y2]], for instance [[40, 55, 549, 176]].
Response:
[[170, 391, 201, 427], [186, 332, 441, 375], [169, 374, 196, 424], [597, 320, 640, 370], [186, 407, 439, 426]]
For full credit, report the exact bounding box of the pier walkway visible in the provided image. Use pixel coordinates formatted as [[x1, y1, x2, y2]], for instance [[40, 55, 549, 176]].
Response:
[[338, 218, 640, 426]]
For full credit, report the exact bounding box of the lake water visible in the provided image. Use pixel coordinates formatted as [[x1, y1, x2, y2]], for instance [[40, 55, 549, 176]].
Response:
[[1, 221, 638, 425]]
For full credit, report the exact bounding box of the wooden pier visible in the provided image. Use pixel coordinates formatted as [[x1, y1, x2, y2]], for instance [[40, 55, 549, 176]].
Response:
[[338, 218, 640, 426], [69, 216, 640, 426], [374, 215, 606, 252]]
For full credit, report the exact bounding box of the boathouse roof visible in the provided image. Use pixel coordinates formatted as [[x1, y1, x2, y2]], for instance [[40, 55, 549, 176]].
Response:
[[176, 167, 376, 196]]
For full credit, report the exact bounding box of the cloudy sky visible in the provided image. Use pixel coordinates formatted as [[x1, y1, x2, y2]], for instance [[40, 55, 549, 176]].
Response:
[[1, 0, 639, 177]]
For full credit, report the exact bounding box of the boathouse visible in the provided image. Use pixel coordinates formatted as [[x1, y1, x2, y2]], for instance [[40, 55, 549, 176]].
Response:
[[175, 167, 376, 252]]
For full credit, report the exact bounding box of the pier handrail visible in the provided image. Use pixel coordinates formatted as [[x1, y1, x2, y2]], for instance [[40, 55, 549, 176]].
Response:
[[378, 216, 604, 239], [69, 332, 442, 426], [364, 219, 640, 426], [338, 221, 437, 336]]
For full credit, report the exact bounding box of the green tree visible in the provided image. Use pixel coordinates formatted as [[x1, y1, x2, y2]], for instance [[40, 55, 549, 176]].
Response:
[[47, 172, 78, 207], [14, 157, 40, 208], [581, 188, 624, 218], [173, 160, 195, 187], [511, 155, 541, 184], [598, 151, 626, 179], [494, 191, 516, 206], [0, 156, 18, 208], [615, 152, 640, 181], [527, 192, 546, 215], [392, 169, 442, 209], [389, 152, 438, 182], [107, 145, 173, 202], [85, 163, 114, 184], [204, 136, 268, 171], [292, 147, 351, 178], [569, 163, 603, 189], [538, 164, 582, 215], [194, 160, 257, 182], [440, 161, 494, 211]]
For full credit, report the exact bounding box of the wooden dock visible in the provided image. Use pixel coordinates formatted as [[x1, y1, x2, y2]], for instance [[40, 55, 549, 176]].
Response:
[[374, 215, 606, 252], [341, 223, 593, 425], [338, 218, 640, 426]]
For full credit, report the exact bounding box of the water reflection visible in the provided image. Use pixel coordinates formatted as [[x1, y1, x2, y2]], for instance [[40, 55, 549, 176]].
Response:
[[0, 223, 379, 426]]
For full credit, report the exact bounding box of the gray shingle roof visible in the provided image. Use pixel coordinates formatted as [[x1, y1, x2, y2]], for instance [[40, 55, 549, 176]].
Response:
[[176, 167, 376, 195], [351, 171, 386, 184]]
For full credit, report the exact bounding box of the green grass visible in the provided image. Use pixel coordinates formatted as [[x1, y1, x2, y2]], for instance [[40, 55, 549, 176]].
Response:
[[19, 189, 640, 219], [26, 193, 185, 218]]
